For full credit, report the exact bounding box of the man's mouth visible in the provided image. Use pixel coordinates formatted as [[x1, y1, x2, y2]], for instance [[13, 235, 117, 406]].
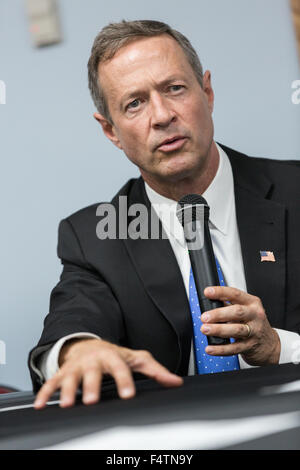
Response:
[[156, 136, 188, 153]]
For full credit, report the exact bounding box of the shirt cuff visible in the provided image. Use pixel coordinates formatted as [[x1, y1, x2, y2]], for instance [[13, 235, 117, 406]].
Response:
[[275, 328, 300, 364], [37, 332, 101, 381], [238, 354, 256, 369]]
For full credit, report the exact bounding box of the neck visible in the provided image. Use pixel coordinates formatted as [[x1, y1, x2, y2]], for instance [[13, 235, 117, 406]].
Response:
[[141, 141, 220, 201]]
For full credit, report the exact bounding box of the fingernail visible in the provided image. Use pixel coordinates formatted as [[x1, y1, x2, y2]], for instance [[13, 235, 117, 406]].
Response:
[[206, 287, 215, 295], [61, 398, 73, 407], [121, 388, 133, 398], [34, 400, 43, 408], [202, 326, 210, 333], [83, 393, 97, 404], [201, 313, 210, 322], [206, 347, 213, 354]]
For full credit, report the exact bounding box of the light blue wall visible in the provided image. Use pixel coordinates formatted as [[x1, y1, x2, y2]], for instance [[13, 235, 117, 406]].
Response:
[[0, 0, 299, 390]]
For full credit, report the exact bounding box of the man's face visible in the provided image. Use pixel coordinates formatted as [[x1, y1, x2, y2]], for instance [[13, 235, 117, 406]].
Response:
[[95, 35, 215, 184]]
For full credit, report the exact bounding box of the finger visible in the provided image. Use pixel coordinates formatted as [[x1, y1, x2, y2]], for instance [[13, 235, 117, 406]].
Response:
[[204, 286, 254, 305], [59, 373, 81, 408], [104, 354, 136, 399], [201, 322, 253, 339], [205, 339, 251, 356], [82, 367, 102, 405], [126, 349, 183, 388], [201, 303, 255, 324], [34, 376, 61, 409]]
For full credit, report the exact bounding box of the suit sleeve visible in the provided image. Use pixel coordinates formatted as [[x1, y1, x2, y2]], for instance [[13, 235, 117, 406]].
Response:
[[28, 218, 126, 392]]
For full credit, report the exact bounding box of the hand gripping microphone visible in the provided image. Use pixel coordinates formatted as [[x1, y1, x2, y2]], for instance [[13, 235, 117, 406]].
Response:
[[176, 194, 230, 346]]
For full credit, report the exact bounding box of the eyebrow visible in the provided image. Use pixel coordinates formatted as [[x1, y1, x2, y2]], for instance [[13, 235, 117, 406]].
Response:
[[119, 75, 187, 109]]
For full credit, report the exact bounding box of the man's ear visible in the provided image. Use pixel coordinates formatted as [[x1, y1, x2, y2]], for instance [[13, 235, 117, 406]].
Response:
[[93, 112, 123, 149], [202, 70, 214, 114]]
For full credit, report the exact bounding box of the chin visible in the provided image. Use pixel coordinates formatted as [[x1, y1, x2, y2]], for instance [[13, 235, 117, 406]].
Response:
[[157, 163, 198, 183], [161, 155, 201, 178]]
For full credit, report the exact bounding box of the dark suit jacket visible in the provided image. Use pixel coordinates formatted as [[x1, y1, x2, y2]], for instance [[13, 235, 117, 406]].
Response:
[[29, 144, 300, 391]]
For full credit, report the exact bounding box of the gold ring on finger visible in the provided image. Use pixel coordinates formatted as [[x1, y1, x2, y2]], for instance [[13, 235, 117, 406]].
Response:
[[245, 323, 252, 338]]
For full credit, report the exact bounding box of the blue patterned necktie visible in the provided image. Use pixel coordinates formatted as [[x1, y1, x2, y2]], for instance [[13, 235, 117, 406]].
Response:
[[189, 257, 240, 374]]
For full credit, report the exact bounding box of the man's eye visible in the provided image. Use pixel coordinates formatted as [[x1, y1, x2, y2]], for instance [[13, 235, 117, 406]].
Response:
[[170, 85, 183, 92], [127, 99, 140, 110]]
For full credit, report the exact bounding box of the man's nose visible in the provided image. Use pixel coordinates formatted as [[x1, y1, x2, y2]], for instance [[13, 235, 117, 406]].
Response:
[[150, 93, 176, 128]]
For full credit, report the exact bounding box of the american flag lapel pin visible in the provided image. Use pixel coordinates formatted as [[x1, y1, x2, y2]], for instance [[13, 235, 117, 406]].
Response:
[[260, 251, 276, 262]]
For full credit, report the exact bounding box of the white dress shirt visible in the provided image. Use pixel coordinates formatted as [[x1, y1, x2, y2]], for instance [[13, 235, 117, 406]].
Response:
[[35, 143, 299, 381]]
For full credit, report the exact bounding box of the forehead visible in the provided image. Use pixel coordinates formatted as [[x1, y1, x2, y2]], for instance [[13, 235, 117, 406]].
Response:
[[98, 35, 195, 100]]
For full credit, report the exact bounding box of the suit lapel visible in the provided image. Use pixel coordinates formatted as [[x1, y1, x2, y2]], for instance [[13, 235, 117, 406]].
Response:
[[121, 178, 192, 375], [224, 145, 287, 328], [117, 144, 287, 372]]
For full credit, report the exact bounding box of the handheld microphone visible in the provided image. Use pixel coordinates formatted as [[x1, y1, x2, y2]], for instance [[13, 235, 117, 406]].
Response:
[[176, 194, 230, 346]]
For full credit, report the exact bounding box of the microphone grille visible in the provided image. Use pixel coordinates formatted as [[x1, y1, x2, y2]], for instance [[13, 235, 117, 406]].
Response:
[[177, 194, 208, 208], [176, 194, 209, 225]]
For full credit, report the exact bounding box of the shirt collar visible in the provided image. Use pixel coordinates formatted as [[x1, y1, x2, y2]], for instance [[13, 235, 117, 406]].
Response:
[[202, 143, 234, 235], [145, 143, 233, 244]]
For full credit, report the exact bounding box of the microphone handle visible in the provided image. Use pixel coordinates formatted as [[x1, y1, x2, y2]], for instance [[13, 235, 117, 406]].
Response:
[[189, 224, 230, 346]]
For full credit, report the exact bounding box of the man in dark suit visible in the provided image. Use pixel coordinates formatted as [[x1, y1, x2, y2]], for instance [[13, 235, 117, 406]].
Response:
[[30, 20, 300, 409]]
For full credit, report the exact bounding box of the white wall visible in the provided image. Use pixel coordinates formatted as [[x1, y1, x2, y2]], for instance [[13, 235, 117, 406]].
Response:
[[0, 0, 299, 390]]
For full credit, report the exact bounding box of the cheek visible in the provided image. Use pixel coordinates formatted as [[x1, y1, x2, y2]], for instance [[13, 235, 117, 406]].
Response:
[[188, 102, 213, 139], [189, 99, 209, 122], [118, 123, 148, 152], [182, 93, 210, 118]]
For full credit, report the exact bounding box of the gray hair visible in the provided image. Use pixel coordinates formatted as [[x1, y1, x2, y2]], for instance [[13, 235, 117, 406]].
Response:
[[87, 20, 203, 123]]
